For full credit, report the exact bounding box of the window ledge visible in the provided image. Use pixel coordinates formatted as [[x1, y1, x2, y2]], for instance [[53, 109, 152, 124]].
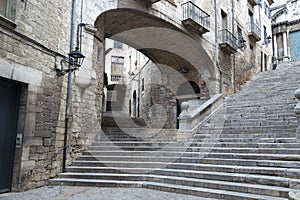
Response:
[[0, 15, 16, 29]]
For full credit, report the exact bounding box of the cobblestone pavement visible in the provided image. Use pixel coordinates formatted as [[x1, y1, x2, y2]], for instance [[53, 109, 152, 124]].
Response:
[[0, 186, 216, 200]]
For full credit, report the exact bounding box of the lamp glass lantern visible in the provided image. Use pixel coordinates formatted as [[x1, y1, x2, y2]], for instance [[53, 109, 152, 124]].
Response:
[[69, 47, 85, 68]]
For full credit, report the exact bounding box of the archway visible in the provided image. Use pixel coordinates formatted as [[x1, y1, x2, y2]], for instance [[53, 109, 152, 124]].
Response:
[[93, 7, 217, 130], [176, 81, 201, 129], [177, 81, 201, 97], [132, 90, 137, 118]]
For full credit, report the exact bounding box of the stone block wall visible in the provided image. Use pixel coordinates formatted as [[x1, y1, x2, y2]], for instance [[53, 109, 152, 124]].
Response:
[[0, 0, 103, 191]]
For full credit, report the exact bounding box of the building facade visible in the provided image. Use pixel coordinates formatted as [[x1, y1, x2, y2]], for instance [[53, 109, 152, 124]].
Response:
[[0, 0, 273, 193], [271, 0, 300, 62]]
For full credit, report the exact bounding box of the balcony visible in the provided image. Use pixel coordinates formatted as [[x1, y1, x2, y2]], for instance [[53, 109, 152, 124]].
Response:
[[248, 0, 258, 7], [248, 22, 261, 42], [219, 29, 238, 54], [181, 1, 210, 35], [111, 75, 123, 83]]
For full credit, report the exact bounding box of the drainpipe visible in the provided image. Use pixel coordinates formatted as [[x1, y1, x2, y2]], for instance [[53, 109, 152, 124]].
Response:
[[259, 0, 263, 72], [62, 0, 76, 173], [232, 0, 236, 93], [214, 0, 222, 93]]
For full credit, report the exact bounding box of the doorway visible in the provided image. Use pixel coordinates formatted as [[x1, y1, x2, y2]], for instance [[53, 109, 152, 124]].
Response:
[[133, 91, 137, 118], [0, 78, 21, 194], [176, 81, 201, 129]]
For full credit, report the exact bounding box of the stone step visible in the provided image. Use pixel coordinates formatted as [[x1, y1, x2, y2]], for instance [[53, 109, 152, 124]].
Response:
[[220, 121, 296, 128], [195, 132, 297, 139], [52, 173, 294, 197], [102, 115, 148, 128], [90, 141, 173, 147], [88, 145, 300, 155], [197, 127, 296, 134], [193, 138, 296, 143], [223, 116, 297, 122], [204, 147, 300, 154], [89, 141, 300, 150], [78, 153, 300, 162], [96, 137, 297, 144], [84, 147, 300, 156], [49, 178, 289, 200], [71, 159, 300, 173], [225, 102, 296, 108], [199, 124, 297, 130], [207, 143, 300, 148], [225, 100, 297, 106], [215, 113, 296, 120], [145, 182, 289, 200], [183, 158, 300, 169], [65, 163, 300, 178]]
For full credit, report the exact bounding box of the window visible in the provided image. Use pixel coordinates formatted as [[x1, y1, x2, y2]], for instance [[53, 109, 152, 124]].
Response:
[[249, 10, 253, 24], [111, 56, 124, 82], [141, 78, 144, 92], [221, 10, 227, 30], [264, 1, 267, 15], [267, 6, 271, 18], [263, 25, 267, 42], [129, 55, 132, 72], [135, 51, 138, 70], [0, 0, 16, 20], [237, 26, 243, 41], [114, 41, 123, 49], [237, 26, 245, 49]]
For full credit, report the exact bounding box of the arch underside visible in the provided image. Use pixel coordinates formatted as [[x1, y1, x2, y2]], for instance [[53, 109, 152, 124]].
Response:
[[95, 8, 217, 95]]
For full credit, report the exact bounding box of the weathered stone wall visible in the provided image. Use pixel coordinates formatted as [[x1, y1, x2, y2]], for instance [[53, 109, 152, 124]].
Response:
[[0, 21, 66, 190], [0, 0, 102, 191], [137, 60, 210, 129]]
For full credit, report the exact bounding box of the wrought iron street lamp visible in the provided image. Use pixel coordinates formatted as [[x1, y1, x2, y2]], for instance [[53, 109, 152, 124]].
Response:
[[56, 47, 85, 76]]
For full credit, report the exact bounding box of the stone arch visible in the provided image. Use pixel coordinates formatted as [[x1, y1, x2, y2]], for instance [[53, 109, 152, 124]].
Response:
[[93, 7, 218, 95]]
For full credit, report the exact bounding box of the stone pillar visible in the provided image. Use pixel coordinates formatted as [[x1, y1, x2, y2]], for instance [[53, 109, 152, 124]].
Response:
[[283, 32, 289, 62], [178, 102, 192, 133], [273, 34, 278, 59], [295, 89, 300, 142]]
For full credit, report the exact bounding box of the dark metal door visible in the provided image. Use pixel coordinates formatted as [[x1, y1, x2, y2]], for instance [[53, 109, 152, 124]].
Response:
[[0, 78, 20, 194]]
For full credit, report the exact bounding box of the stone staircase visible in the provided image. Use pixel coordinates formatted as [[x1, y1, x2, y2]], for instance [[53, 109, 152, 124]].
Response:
[[50, 63, 300, 199], [101, 112, 148, 141]]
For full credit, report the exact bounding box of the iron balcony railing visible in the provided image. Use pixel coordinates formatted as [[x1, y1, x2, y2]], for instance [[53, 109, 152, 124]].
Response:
[[111, 75, 123, 82], [219, 29, 238, 51], [182, 1, 210, 31], [248, 22, 261, 39]]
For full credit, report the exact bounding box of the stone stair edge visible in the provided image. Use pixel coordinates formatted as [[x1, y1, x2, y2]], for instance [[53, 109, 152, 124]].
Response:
[[51, 172, 296, 193], [49, 178, 290, 200]]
